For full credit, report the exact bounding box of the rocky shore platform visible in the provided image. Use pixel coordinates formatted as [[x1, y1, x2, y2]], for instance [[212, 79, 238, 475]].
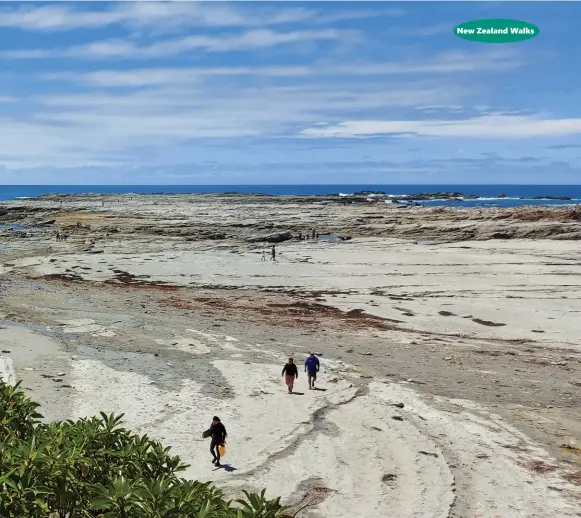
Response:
[[1, 193, 580, 517]]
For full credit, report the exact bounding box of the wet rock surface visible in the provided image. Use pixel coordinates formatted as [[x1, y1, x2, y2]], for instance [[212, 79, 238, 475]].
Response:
[[2, 193, 581, 244]]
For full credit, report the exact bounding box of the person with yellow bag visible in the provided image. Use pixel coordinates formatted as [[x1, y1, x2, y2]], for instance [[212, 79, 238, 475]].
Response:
[[203, 416, 228, 467]]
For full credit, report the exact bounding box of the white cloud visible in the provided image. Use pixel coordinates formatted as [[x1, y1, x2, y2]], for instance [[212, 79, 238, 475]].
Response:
[[33, 83, 467, 114], [45, 66, 313, 87], [0, 4, 303, 31], [329, 48, 522, 75], [313, 8, 407, 24], [0, 3, 402, 32], [2, 29, 350, 59], [300, 115, 581, 138], [0, 78, 471, 169], [38, 48, 522, 87], [0, 5, 119, 31], [1, 49, 52, 59], [0, 45, 530, 171]]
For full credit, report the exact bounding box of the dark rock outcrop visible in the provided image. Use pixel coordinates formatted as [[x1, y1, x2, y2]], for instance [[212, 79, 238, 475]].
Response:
[[532, 196, 571, 201], [247, 231, 293, 243]]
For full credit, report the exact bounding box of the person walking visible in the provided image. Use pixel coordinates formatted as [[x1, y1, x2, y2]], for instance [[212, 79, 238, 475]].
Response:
[[261, 250, 266, 261], [281, 357, 298, 393], [203, 416, 227, 467], [270, 246, 276, 261], [305, 352, 320, 390]]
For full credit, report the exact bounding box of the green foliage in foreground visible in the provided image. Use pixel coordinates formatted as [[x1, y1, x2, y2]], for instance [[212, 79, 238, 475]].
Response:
[[0, 380, 288, 517]]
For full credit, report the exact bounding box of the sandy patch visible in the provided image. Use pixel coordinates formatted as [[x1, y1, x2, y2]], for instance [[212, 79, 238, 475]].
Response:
[[64, 354, 579, 516], [242, 385, 455, 518], [0, 297, 578, 515], [22, 238, 581, 349], [155, 337, 212, 355], [58, 318, 116, 336], [186, 329, 240, 343], [68, 356, 457, 515], [373, 382, 580, 517], [0, 356, 16, 384]]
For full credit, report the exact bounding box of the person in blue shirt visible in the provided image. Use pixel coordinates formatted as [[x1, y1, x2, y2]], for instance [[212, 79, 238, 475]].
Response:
[[304, 352, 320, 390]]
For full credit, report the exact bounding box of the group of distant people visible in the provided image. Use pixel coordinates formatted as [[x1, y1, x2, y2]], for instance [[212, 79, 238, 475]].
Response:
[[260, 229, 322, 262], [203, 353, 321, 467], [55, 231, 68, 242], [297, 229, 319, 241], [261, 246, 276, 262]]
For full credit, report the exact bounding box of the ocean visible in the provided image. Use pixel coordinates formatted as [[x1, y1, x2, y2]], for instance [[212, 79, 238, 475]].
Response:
[[1, 184, 580, 208]]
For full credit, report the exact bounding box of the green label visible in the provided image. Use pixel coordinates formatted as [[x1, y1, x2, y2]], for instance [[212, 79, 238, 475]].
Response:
[[454, 19, 539, 43]]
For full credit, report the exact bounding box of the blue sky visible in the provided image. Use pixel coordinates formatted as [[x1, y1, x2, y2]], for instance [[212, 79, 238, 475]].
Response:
[[1, 1, 580, 185]]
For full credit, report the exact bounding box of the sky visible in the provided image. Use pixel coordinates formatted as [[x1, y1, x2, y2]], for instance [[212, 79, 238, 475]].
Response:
[[1, 1, 581, 185]]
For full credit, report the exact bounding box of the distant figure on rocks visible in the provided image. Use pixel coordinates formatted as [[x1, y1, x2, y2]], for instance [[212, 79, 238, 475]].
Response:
[[55, 231, 60, 241], [298, 231, 303, 240], [282, 357, 298, 393], [305, 352, 320, 390], [261, 250, 266, 261], [203, 416, 227, 467], [270, 246, 276, 261], [311, 229, 316, 240]]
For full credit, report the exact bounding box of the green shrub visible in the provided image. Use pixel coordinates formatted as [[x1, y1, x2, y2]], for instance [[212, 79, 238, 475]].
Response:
[[0, 380, 288, 517]]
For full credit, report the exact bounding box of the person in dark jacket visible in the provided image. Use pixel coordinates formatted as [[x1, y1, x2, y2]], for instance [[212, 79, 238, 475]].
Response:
[[204, 416, 227, 466], [281, 357, 298, 393]]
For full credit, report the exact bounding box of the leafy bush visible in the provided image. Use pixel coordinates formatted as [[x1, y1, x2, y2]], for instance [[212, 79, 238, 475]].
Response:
[[0, 380, 288, 517]]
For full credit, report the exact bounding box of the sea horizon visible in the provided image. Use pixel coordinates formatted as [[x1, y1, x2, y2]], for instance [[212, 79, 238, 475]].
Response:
[[2, 184, 581, 208], [0, 183, 581, 189]]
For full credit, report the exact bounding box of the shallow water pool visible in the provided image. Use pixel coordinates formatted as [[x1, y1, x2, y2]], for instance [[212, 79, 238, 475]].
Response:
[[0, 224, 42, 232]]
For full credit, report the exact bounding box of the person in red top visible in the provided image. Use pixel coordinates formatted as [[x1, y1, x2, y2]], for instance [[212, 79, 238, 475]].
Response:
[[282, 358, 298, 393]]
